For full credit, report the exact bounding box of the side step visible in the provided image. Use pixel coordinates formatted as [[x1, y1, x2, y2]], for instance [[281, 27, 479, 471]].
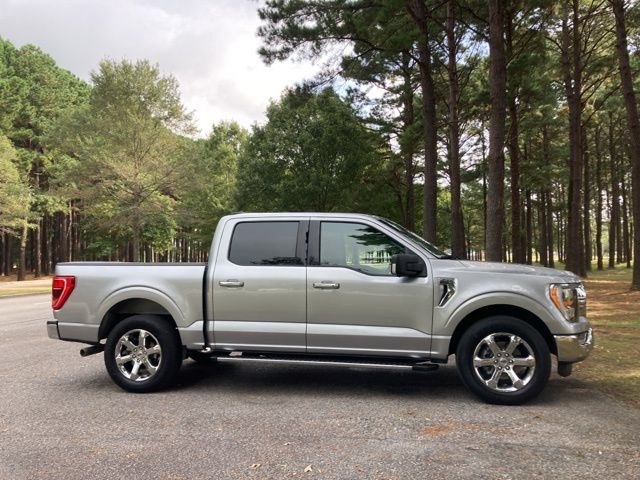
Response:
[[215, 352, 439, 372]]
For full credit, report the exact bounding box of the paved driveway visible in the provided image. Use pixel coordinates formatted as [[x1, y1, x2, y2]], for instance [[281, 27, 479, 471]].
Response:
[[1, 294, 639, 479]]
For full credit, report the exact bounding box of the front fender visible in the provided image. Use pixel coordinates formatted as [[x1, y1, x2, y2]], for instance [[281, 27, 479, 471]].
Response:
[[443, 291, 559, 334], [429, 290, 590, 360]]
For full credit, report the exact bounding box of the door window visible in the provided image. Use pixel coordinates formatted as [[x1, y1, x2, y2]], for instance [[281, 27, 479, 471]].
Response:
[[320, 222, 406, 275], [229, 221, 303, 266]]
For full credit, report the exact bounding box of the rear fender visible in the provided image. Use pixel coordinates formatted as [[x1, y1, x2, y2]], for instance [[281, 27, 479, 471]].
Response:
[[97, 286, 185, 335]]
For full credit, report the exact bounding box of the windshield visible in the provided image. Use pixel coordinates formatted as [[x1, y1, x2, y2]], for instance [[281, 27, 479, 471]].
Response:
[[376, 217, 449, 259]]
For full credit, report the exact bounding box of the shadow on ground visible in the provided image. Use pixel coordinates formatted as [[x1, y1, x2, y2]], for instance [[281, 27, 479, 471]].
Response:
[[74, 358, 586, 408]]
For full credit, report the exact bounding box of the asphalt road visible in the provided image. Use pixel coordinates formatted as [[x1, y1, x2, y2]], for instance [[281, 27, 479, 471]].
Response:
[[1, 294, 639, 479]]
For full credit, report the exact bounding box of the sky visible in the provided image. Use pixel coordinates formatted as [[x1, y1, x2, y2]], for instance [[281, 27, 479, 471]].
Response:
[[0, 0, 319, 135]]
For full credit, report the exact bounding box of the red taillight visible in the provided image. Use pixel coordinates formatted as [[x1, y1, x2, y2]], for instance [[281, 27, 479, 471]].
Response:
[[52, 276, 75, 310]]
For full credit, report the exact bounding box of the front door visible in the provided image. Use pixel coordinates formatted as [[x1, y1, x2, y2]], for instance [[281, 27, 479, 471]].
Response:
[[306, 220, 433, 358], [212, 218, 308, 352]]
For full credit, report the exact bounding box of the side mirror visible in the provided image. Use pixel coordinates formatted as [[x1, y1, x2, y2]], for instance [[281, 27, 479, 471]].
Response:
[[391, 254, 425, 277]]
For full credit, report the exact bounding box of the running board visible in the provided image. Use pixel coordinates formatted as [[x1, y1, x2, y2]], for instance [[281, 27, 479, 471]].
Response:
[[215, 353, 439, 372]]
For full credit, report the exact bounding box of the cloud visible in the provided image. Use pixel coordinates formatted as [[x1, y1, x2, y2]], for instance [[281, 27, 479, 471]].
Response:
[[0, 0, 319, 135]]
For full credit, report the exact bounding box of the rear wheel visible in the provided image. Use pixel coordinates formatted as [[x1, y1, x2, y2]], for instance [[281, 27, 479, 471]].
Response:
[[104, 315, 182, 393], [455, 316, 551, 405]]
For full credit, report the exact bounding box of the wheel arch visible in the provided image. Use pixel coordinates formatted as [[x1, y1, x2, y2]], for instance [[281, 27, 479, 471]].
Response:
[[97, 288, 183, 342], [447, 304, 556, 357]]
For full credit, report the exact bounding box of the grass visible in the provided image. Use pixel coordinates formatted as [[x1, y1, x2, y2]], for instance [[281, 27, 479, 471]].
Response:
[[0, 273, 52, 282], [0, 275, 52, 297], [0, 286, 51, 297], [572, 265, 640, 407]]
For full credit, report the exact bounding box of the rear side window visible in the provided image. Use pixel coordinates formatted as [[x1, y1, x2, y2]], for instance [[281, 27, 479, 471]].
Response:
[[229, 221, 303, 266]]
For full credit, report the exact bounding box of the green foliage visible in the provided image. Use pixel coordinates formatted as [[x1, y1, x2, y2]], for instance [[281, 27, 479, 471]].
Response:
[[2, 1, 639, 271], [178, 121, 247, 241], [235, 86, 394, 215], [0, 135, 30, 235], [50, 59, 194, 258], [0, 37, 89, 181], [0, 35, 89, 264]]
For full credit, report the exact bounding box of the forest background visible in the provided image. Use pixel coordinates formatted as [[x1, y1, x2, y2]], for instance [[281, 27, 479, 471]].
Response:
[[1, 0, 640, 292]]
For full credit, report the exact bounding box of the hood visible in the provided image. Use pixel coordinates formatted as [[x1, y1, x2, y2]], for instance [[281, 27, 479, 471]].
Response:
[[458, 260, 581, 282]]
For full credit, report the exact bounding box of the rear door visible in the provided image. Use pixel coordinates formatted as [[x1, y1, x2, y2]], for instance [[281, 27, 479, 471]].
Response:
[[212, 217, 309, 352]]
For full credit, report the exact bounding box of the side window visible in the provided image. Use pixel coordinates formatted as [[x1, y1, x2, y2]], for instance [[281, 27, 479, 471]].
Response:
[[320, 222, 406, 276], [229, 222, 303, 266]]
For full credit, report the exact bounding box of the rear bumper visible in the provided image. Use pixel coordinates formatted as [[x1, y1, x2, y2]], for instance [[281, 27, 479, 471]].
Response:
[[554, 328, 594, 363], [47, 320, 98, 343], [47, 321, 60, 340]]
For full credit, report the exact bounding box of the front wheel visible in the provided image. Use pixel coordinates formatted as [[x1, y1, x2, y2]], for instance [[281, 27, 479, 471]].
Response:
[[455, 316, 551, 405], [104, 315, 182, 393]]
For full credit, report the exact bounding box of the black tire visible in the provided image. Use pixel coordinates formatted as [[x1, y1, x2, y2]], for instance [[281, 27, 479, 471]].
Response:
[[455, 316, 551, 405], [104, 315, 182, 393], [188, 351, 218, 364]]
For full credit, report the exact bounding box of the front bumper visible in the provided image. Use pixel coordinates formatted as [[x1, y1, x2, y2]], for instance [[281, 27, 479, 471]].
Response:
[[47, 321, 60, 340], [554, 328, 594, 363]]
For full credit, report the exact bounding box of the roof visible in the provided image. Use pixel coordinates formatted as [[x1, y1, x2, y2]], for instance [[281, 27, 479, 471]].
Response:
[[225, 212, 381, 220]]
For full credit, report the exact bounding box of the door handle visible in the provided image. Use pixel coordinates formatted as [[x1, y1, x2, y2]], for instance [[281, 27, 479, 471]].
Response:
[[313, 281, 340, 290], [219, 280, 244, 288]]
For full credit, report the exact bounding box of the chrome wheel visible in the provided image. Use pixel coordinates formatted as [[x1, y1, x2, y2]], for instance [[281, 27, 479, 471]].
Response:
[[472, 332, 536, 392], [114, 329, 162, 382]]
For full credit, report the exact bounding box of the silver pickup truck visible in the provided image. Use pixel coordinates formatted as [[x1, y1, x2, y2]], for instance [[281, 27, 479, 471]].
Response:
[[47, 212, 593, 404]]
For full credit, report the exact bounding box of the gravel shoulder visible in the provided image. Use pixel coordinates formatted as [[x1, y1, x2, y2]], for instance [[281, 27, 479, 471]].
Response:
[[1, 294, 639, 479]]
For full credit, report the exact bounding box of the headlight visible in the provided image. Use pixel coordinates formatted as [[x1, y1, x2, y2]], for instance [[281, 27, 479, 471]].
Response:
[[549, 284, 578, 322]]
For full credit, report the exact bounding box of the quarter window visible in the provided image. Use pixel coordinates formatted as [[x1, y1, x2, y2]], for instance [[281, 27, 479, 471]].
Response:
[[229, 222, 303, 266], [320, 222, 406, 275]]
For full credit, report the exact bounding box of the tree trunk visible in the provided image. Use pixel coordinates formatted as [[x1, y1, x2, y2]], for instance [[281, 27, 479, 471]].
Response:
[[608, 193, 616, 269], [583, 127, 592, 272], [400, 51, 416, 232], [32, 172, 41, 278], [559, 183, 566, 264], [615, 152, 623, 263], [611, 0, 640, 288], [609, 114, 620, 268], [3, 233, 10, 276], [41, 213, 50, 275], [132, 230, 140, 262], [405, 0, 438, 243], [0, 233, 5, 276], [56, 211, 69, 267], [525, 189, 532, 264], [18, 222, 28, 281], [486, 0, 507, 262], [508, 97, 523, 264], [546, 190, 555, 267], [539, 190, 548, 266], [71, 203, 81, 261], [561, 0, 585, 276], [481, 119, 488, 260], [621, 170, 631, 268], [446, 0, 465, 258], [34, 219, 41, 278], [594, 126, 604, 270], [505, 13, 523, 264], [542, 126, 555, 267], [417, 22, 438, 244]]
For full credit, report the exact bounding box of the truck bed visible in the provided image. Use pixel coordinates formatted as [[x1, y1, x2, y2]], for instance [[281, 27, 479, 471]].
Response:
[[53, 262, 207, 345]]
